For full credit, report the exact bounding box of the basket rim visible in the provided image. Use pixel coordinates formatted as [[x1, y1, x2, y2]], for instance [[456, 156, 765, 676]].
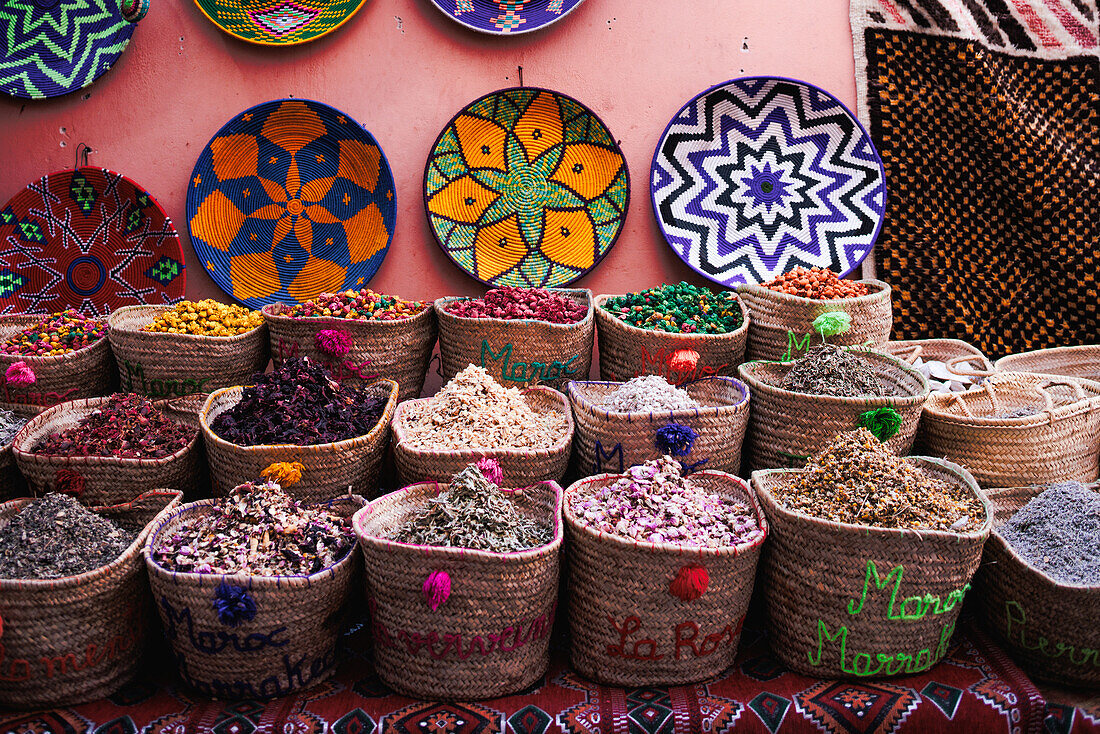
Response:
[[0, 312, 109, 366], [593, 292, 749, 340], [922, 372, 1100, 425], [562, 468, 768, 557], [11, 396, 201, 466], [434, 289, 594, 329], [0, 489, 181, 591], [391, 385, 575, 456], [200, 378, 399, 453], [735, 278, 891, 305], [107, 304, 268, 345], [566, 375, 750, 418], [751, 456, 993, 541], [737, 348, 930, 403], [352, 479, 565, 561], [143, 495, 361, 586], [260, 300, 434, 325], [995, 344, 1100, 372]]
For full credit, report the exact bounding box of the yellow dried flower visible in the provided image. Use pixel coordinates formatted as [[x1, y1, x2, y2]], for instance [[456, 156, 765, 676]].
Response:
[[143, 299, 262, 336]]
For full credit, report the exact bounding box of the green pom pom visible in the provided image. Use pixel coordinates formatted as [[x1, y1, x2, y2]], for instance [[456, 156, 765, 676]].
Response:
[[813, 311, 852, 337], [859, 407, 903, 441]]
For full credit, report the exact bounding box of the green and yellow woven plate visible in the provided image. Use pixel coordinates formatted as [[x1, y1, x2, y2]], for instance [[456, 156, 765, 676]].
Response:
[[194, 0, 367, 45], [424, 87, 629, 288]]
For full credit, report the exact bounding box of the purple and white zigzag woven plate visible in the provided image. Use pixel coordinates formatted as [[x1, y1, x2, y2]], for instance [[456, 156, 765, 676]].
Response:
[[425, 0, 586, 35], [651, 77, 887, 287]]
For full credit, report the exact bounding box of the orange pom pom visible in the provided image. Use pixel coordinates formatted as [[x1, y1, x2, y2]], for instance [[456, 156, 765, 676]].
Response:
[[669, 563, 709, 602], [261, 461, 305, 487]]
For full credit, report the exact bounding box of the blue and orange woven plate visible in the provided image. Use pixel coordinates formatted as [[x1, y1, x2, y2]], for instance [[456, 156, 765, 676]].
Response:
[[651, 77, 887, 287], [0, 167, 185, 315], [187, 99, 396, 309], [425, 0, 586, 35]]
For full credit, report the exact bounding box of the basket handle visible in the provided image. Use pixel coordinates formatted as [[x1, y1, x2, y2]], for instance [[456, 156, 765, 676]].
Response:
[[945, 353, 995, 378], [1038, 377, 1087, 401], [120, 0, 149, 22], [891, 343, 923, 365]]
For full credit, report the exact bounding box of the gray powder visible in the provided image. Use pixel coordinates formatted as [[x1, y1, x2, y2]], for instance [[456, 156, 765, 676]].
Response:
[[598, 375, 699, 413], [1000, 481, 1100, 585]]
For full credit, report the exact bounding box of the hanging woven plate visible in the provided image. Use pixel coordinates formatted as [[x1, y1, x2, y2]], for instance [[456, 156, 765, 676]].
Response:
[[651, 77, 886, 287], [0, 167, 185, 316], [0, 0, 149, 99], [424, 0, 586, 35], [187, 99, 396, 309], [425, 87, 628, 288], [193, 0, 367, 45]]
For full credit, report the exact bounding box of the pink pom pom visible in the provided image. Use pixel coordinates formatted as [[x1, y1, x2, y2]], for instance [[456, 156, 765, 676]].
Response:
[[668, 349, 700, 373], [315, 329, 352, 357], [476, 457, 503, 485], [669, 564, 709, 602], [423, 570, 451, 611], [4, 361, 35, 385]]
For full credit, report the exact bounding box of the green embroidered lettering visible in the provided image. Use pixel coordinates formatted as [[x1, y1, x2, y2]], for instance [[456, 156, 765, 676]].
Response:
[[782, 331, 813, 361], [847, 561, 904, 617], [809, 620, 848, 667]]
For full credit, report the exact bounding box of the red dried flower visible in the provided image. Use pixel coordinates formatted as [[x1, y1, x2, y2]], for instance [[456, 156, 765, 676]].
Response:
[[54, 468, 86, 498]]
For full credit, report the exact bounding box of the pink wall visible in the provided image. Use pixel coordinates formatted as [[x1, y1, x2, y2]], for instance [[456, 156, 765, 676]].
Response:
[[0, 0, 855, 304]]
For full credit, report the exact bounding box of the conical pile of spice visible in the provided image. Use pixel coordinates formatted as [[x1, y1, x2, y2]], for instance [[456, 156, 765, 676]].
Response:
[[597, 375, 699, 413], [0, 494, 135, 579], [153, 479, 354, 576], [602, 282, 743, 334], [32, 393, 194, 458], [1000, 481, 1100, 585], [0, 309, 106, 356], [780, 344, 887, 397], [399, 365, 567, 451], [776, 428, 984, 531], [210, 357, 388, 446], [142, 299, 262, 336], [391, 462, 550, 552], [570, 456, 762, 547], [284, 288, 428, 321]]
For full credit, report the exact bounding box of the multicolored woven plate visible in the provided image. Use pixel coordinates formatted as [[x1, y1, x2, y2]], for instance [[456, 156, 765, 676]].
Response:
[[193, 0, 367, 45], [0, 167, 185, 315], [187, 99, 396, 309], [425, 87, 628, 288], [651, 77, 886, 287], [0, 0, 148, 99], [425, 0, 586, 35]]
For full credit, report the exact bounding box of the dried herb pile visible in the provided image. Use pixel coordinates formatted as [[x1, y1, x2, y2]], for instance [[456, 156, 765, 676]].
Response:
[[763, 266, 870, 299], [570, 456, 761, 547], [211, 357, 387, 446], [153, 479, 354, 576], [399, 365, 568, 451], [1000, 481, 1100, 585], [143, 299, 262, 336], [0, 408, 29, 446], [602, 282, 743, 334], [445, 287, 586, 324], [598, 375, 699, 413], [780, 344, 887, 397], [390, 463, 550, 552], [284, 288, 428, 321], [776, 428, 985, 531], [0, 309, 106, 356], [0, 494, 135, 579], [32, 393, 194, 458]]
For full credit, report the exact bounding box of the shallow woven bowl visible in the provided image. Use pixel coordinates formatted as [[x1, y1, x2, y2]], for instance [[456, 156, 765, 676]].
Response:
[[108, 305, 269, 400], [194, 0, 368, 45], [391, 386, 574, 486], [995, 345, 1100, 383]]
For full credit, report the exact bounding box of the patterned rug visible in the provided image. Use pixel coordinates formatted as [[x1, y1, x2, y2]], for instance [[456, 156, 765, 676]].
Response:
[[851, 0, 1098, 358]]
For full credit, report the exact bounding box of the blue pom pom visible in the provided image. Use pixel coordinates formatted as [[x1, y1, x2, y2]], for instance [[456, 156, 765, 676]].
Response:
[[655, 422, 699, 457], [213, 582, 257, 627]]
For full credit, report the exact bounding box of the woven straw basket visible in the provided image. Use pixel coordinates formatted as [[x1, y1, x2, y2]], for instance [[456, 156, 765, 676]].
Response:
[[0, 313, 114, 412], [995, 345, 1100, 383], [391, 386, 574, 486], [144, 495, 363, 699], [200, 379, 398, 502], [752, 457, 991, 678], [564, 470, 767, 685], [567, 376, 750, 477], [0, 403, 38, 502], [736, 280, 892, 362], [108, 305, 270, 400], [0, 489, 181, 707], [882, 338, 994, 377], [919, 372, 1100, 487], [353, 480, 562, 699], [594, 294, 749, 384], [738, 349, 929, 472], [435, 290, 594, 390], [974, 483, 1100, 687], [263, 303, 437, 402], [11, 397, 202, 506]]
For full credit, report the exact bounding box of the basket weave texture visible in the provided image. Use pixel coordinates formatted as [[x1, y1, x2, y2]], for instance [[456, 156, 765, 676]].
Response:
[[144, 495, 363, 699], [11, 397, 202, 506], [974, 484, 1100, 687], [995, 345, 1100, 383], [567, 377, 750, 477], [200, 379, 398, 502], [564, 470, 767, 685], [882, 338, 994, 376], [0, 403, 39, 502], [263, 303, 437, 402], [0, 313, 113, 411], [919, 372, 1100, 487], [435, 290, 594, 390], [353, 480, 562, 699], [0, 489, 181, 707], [593, 294, 749, 384], [752, 457, 991, 678], [108, 305, 269, 399], [391, 386, 574, 486], [738, 349, 929, 471], [736, 280, 892, 362]]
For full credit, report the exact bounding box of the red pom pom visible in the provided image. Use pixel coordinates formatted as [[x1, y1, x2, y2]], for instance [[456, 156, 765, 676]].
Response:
[[669, 564, 709, 602], [668, 349, 700, 373], [55, 468, 86, 498]]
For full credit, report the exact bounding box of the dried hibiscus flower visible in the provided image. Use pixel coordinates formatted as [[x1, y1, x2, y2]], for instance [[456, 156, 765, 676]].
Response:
[[32, 393, 194, 459]]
